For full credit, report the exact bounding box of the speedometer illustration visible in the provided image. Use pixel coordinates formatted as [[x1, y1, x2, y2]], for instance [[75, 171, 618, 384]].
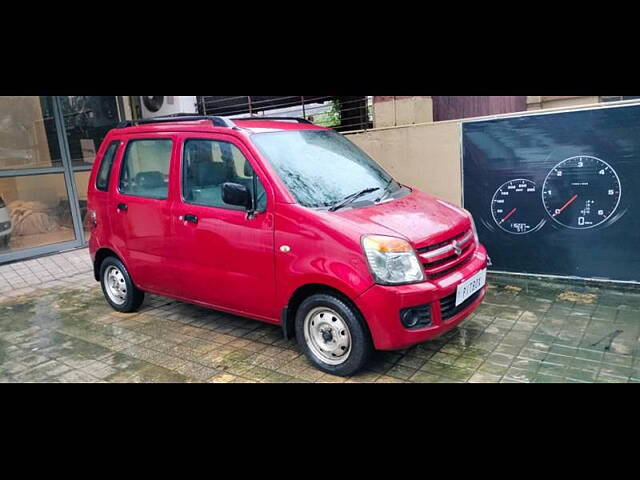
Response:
[[542, 155, 621, 229], [491, 179, 544, 234]]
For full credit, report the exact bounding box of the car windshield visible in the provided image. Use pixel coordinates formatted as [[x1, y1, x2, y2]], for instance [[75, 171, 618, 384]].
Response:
[[252, 129, 398, 208]]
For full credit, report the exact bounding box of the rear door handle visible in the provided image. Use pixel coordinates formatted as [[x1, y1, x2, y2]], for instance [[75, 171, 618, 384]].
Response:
[[117, 203, 128, 211], [183, 214, 198, 224]]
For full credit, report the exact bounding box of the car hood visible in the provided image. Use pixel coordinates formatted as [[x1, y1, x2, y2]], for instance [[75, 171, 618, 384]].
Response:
[[331, 188, 471, 246]]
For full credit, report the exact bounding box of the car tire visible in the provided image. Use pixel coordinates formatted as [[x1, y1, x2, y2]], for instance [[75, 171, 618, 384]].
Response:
[[99, 256, 144, 313], [295, 292, 373, 377]]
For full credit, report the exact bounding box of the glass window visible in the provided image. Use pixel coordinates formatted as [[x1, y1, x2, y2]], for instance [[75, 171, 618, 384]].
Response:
[[74, 170, 91, 241], [0, 173, 76, 253], [96, 141, 119, 191], [119, 139, 172, 199], [0, 96, 63, 171], [251, 129, 397, 208], [182, 139, 266, 211], [60, 96, 122, 168]]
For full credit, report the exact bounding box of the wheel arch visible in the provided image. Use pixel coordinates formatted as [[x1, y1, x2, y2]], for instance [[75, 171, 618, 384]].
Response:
[[93, 247, 124, 281], [282, 282, 368, 341]]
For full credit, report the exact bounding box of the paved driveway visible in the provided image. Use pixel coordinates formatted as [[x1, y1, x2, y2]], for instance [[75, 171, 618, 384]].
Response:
[[0, 249, 639, 383]]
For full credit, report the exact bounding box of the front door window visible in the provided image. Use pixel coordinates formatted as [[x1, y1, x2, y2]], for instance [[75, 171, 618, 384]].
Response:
[[182, 139, 266, 211]]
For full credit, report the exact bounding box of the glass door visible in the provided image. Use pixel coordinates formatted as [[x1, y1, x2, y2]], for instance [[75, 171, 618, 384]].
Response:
[[0, 96, 82, 262], [0, 96, 124, 263]]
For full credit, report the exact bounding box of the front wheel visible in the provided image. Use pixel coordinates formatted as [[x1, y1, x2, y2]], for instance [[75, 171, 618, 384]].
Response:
[[295, 293, 373, 377], [99, 256, 144, 313]]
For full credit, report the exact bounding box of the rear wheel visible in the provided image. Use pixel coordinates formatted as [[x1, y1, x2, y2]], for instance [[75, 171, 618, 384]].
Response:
[[99, 256, 144, 312], [295, 293, 373, 377]]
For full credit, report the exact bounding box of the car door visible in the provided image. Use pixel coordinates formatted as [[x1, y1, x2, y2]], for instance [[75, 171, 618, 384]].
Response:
[[172, 133, 277, 321], [110, 133, 179, 295]]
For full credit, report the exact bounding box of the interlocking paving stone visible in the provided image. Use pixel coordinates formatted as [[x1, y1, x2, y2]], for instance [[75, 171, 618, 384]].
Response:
[[468, 372, 502, 383], [387, 364, 418, 380], [0, 248, 639, 382]]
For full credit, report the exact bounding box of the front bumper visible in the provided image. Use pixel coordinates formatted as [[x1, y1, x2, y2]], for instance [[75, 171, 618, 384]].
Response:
[[355, 244, 488, 350]]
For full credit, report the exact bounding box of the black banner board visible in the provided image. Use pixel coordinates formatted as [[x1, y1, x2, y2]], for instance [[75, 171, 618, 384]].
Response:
[[462, 104, 640, 283]]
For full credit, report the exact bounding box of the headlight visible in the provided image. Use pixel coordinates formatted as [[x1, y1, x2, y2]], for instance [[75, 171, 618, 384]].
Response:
[[361, 235, 425, 285]]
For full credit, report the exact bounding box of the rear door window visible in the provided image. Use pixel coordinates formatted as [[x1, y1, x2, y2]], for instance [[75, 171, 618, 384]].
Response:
[[119, 139, 173, 199], [95, 141, 120, 192]]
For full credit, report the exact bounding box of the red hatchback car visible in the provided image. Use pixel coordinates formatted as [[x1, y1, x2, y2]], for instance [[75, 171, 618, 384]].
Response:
[[87, 115, 489, 376]]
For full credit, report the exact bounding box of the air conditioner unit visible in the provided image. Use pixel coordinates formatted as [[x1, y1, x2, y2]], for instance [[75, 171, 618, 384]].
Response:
[[139, 96, 198, 118]]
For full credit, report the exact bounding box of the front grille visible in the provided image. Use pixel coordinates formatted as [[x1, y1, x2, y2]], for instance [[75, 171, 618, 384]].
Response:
[[439, 289, 482, 321], [416, 229, 475, 279], [428, 256, 472, 280], [417, 230, 468, 254]]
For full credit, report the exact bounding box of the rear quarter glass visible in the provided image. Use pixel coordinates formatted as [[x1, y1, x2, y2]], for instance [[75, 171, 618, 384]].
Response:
[[95, 140, 120, 191]]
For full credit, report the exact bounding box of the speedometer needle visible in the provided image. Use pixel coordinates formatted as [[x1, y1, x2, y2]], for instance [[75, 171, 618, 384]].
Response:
[[500, 208, 516, 224], [553, 194, 578, 217]]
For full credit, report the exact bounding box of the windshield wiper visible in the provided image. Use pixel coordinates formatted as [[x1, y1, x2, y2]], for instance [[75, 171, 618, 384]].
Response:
[[374, 178, 395, 203], [328, 187, 380, 212]]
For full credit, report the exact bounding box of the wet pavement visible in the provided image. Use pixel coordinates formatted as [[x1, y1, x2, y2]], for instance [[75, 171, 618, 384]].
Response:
[[0, 249, 639, 383]]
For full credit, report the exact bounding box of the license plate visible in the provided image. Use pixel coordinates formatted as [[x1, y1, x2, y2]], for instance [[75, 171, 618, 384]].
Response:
[[455, 268, 486, 306]]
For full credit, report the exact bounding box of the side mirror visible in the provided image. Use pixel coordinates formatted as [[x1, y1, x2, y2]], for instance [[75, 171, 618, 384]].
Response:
[[222, 182, 252, 209]]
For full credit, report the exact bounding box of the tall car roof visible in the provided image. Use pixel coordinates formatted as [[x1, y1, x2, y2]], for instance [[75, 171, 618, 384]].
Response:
[[233, 118, 328, 133], [111, 116, 328, 136]]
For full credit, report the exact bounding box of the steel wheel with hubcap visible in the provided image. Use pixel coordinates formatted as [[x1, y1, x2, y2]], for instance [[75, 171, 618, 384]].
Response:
[[99, 256, 145, 313], [304, 307, 352, 365], [104, 265, 128, 305], [295, 292, 373, 376]]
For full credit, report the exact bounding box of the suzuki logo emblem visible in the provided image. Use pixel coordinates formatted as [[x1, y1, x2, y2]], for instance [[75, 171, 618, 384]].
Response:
[[452, 240, 462, 256]]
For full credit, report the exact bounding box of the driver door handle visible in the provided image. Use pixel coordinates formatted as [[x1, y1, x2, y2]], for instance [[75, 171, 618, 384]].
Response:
[[117, 203, 128, 211], [183, 214, 198, 224]]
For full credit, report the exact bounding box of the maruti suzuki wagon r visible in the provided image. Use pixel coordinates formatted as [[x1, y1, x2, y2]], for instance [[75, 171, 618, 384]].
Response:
[[87, 115, 489, 376]]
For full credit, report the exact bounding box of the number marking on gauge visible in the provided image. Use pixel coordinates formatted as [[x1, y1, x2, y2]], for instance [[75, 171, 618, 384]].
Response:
[[552, 194, 578, 217], [491, 179, 543, 234], [542, 156, 621, 229]]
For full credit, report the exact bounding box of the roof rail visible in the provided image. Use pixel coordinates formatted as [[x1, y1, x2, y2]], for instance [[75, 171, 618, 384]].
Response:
[[233, 116, 312, 124], [116, 114, 235, 129]]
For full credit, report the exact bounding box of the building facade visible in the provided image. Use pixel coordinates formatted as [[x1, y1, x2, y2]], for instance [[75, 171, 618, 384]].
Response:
[[1, 95, 635, 264]]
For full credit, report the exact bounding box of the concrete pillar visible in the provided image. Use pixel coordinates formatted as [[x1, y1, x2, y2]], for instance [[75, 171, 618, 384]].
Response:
[[526, 96, 543, 110], [373, 96, 433, 128], [373, 96, 397, 128]]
